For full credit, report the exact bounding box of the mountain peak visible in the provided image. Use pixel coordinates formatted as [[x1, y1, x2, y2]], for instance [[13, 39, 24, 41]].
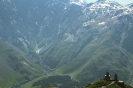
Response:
[[97, 0, 109, 2], [98, 0, 107, 1], [97, 0, 111, 3], [69, 0, 86, 6], [87, 0, 123, 10]]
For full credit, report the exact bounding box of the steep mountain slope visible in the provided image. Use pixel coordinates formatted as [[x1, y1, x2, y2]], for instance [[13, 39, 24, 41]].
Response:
[[55, 13, 133, 83], [0, 38, 44, 88], [0, 0, 133, 85]]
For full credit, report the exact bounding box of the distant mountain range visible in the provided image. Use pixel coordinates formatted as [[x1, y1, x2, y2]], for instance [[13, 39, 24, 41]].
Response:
[[0, 0, 133, 87]]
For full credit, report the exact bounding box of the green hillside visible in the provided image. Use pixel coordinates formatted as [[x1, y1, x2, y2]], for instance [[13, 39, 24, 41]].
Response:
[[86, 72, 133, 88], [86, 79, 133, 88], [0, 39, 44, 88], [47, 18, 133, 84], [21, 14, 133, 86], [21, 72, 133, 88]]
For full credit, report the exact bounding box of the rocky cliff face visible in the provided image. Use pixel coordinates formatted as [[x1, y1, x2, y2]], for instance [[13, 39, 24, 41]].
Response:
[[0, 0, 133, 83]]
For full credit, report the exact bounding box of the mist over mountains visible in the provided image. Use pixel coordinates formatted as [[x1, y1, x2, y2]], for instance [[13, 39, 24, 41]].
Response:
[[0, 0, 133, 87]]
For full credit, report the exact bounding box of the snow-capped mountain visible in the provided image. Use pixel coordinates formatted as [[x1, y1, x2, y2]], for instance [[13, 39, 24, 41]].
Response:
[[69, 0, 86, 6], [0, 0, 133, 85], [83, 0, 133, 20], [127, 3, 133, 8]]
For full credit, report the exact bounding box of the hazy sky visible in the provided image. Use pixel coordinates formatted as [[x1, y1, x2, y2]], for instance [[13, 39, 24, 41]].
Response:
[[85, 0, 133, 5]]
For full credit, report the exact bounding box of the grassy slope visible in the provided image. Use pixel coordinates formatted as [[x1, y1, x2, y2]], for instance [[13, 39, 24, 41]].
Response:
[[52, 27, 133, 84], [87, 79, 133, 88], [20, 75, 45, 88], [22, 15, 133, 87], [26, 26, 133, 87], [0, 39, 44, 88]]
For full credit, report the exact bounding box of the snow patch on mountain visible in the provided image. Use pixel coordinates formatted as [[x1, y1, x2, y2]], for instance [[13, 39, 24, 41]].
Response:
[[11, 20, 17, 25], [126, 3, 133, 8], [89, 0, 124, 10], [64, 33, 75, 42], [98, 22, 105, 25], [18, 37, 28, 49], [69, 0, 86, 6], [57, 29, 61, 35], [82, 0, 133, 20], [83, 20, 95, 26], [83, 22, 90, 26], [36, 49, 42, 54], [35, 44, 42, 54], [22, 61, 29, 66]]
